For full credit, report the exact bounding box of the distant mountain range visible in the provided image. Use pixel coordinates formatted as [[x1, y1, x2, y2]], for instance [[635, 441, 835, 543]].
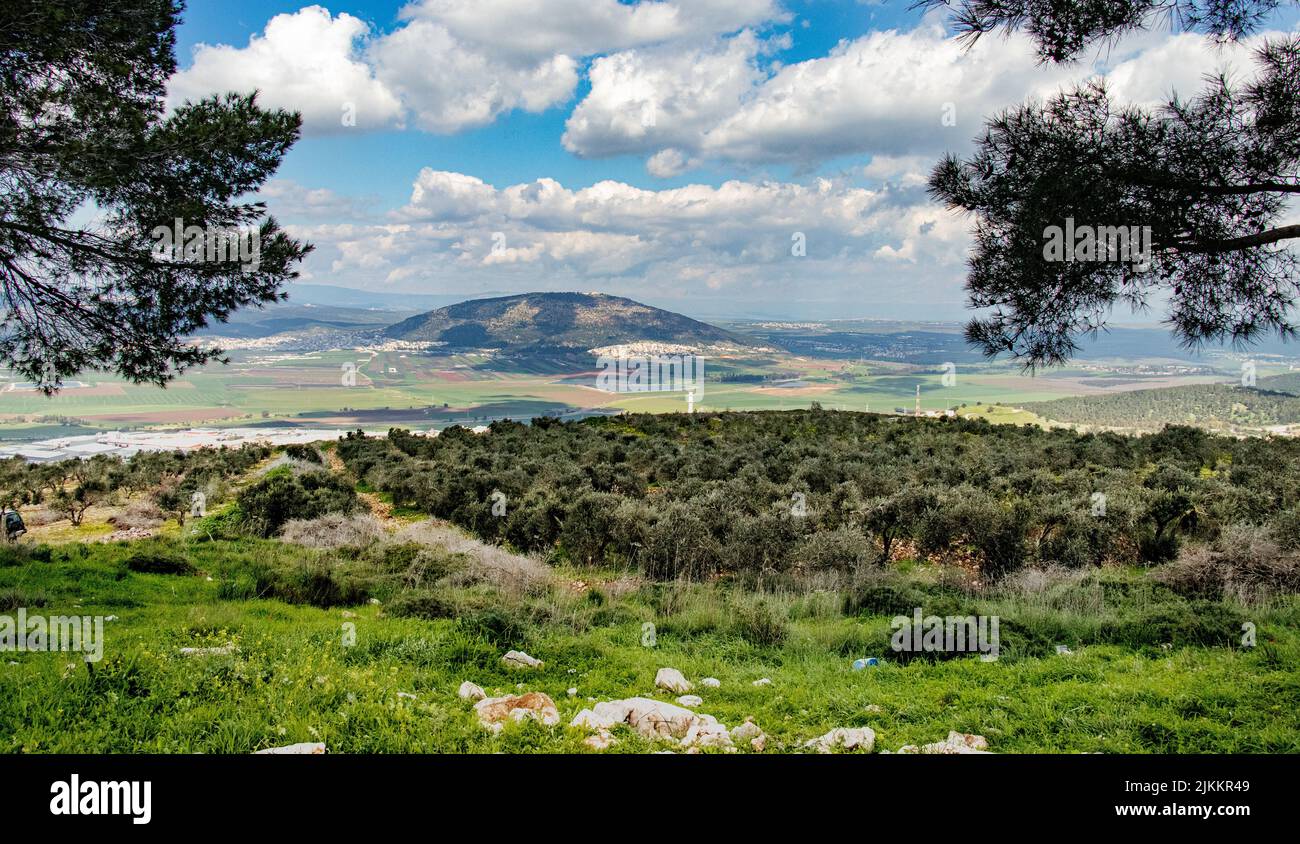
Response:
[[383, 292, 759, 356], [201, 284, 1300, 368]]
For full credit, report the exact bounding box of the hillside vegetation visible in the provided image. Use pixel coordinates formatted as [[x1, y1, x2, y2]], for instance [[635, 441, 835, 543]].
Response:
[[1025, 383, 1300, 431], [341, 410, 1300, 576], [1, 411, 1298, 753]]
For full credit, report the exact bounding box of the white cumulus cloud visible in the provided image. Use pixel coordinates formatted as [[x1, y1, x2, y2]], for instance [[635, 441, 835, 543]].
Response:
[[167, 6, 403, 133], [169, 0, 786, 136]]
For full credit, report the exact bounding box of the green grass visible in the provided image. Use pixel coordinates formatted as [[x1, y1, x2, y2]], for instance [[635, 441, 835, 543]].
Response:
[[2, 535, 1297, 753]]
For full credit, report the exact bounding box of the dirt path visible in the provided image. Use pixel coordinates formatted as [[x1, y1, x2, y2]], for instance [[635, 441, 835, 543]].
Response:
[[325, 449, 395, 523]]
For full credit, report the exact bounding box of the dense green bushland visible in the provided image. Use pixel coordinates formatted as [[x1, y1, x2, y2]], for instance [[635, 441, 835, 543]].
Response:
[[0, 445, 271, 527], [338, 411, 1300, 581], [235, 467, 360, 538], [0, 443, 365, 541]]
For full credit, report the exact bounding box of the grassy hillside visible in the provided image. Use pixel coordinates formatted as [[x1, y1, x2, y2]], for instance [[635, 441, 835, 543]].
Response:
[[2, 412, 1299, 753], [2, 536, 1296, 753]]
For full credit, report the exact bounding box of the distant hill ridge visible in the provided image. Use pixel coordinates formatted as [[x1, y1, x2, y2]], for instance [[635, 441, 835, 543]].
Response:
[[383, 292, 760, 355], [1025, 377, 1300, 431]]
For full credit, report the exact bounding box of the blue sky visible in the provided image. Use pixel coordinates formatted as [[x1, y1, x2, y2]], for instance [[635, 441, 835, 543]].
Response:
[[175, 1, 920, 201], [168, 1, 1300, 320]]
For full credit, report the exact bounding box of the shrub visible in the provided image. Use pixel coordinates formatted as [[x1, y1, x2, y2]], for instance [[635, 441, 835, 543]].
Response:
[[280, 512, 385, 549], [1138, 531, 1182, 566], [999, 566, 1089, 597], [237, 469, 360, 538], [0, 587, 49, 611], [111, 499, 164, 531], [387, 589, 459, 620], [190, 505, 245, 542], [361, 542, 468, 589], [124, 550, 195, 575], [458, 606, 531, 648], [842, 567, 933, 616], [1155, 524, 1300, 603], [729, 595, 789, 646], [279, 561, 367, 607], [1270, 505, 1300, 550], [1111, 601, 1249, 649], [215, 554, 369, 607], [558, 491, 620, 565], [395, 521, 548, 594], [0, 543, 53, 567], [1154, 522, 1300, 603], [792, 527, 873, 571], [216, 571, 264, 601], [640, 503, 722, 579], [284, 444, 323, 464]]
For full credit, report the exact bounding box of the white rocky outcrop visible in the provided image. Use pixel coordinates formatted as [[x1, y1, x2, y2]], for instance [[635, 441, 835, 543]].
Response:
[[570, 696, 742, 750]]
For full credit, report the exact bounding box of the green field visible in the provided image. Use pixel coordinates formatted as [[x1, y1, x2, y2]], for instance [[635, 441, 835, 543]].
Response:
[[0, 341, 1254, 440], [2, 535, 1296, 753]]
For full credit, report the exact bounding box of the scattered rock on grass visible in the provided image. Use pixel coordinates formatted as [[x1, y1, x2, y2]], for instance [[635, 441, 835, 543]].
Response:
[[502, 650, 543, 669], [474, 692, 559, 728], [731, 718, 766, 752], [752, 677, 771, 687], [179, 645, 236, 657], [898, 731, 991, 754], [700, 677, 721, 688], [682, 718, 733, 750], [804, 727, 875, 754], [571, 697, 744, 751], [924, 732, 990, 753], [583, 730, 616, 751], [676, 694, 703, 707], [254, 742, 326, 755], [458, 681, 486, 701], [655, 667, 692, 694]]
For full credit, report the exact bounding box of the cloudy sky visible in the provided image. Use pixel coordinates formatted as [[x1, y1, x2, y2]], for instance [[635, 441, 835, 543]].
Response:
[[170, 1, 1300, 320]]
